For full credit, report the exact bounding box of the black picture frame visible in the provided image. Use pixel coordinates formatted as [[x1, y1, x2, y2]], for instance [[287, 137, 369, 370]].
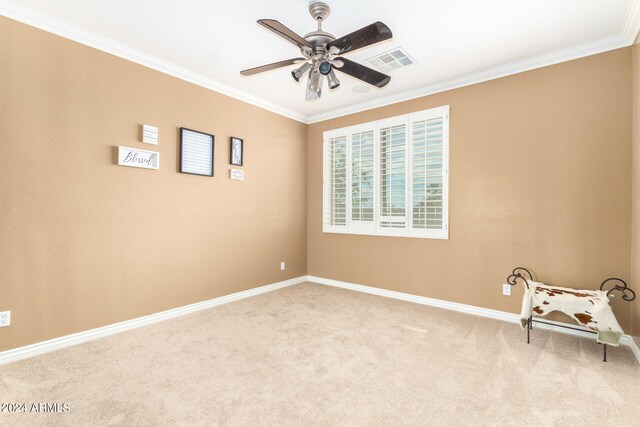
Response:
[[230, 137, 244, 166], [180, 127, 215, 177]]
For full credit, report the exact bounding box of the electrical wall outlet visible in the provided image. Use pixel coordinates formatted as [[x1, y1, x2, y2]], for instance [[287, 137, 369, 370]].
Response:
[[280, 261, 285, 271], [0, 311, 10, 327], [502, 284, 511, 296]]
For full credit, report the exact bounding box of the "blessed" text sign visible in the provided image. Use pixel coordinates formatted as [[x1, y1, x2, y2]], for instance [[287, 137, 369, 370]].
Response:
[[118, 146, 159, 170]]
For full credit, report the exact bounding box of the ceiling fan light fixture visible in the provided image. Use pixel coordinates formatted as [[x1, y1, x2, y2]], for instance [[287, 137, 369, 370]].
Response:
[[291, 62, 311, 82], [306, 67, 322, 100], [327, 68, 340, 89], [318, 61, 332, 75]]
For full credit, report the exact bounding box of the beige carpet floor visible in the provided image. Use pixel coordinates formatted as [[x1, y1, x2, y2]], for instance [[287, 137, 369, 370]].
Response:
[[1, 282, 638, 426]]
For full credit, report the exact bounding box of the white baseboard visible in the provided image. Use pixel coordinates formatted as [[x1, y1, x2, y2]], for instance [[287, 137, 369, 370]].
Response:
[[3, 275, 638, 367], [306, 275, 640, 365], [628, 337, 640, 363], [0, 276, 306, 366]]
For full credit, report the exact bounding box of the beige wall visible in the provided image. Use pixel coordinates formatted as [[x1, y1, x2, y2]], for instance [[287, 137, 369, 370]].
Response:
[[632, 43, 640, 339], [308, 48, 634, 330], [0, 17, 307, 351], [1, 15, 637, 353]]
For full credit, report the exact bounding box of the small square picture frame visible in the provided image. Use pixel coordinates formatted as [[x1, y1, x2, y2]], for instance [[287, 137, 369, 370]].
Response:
[[230, 137, 244, 166]]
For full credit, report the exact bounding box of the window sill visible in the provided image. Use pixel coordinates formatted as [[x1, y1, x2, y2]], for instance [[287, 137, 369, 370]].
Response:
[[322, 227, 449, 240]]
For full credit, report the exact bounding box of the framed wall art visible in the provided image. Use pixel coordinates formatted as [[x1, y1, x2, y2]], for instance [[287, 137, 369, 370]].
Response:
[[230, 137, 244, 166], [180, 127, 214, 176]]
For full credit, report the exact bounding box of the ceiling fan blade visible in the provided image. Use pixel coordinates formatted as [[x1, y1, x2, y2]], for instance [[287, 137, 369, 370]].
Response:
[[258, 19, 312, 50], [326, 22, 392, 55], [240, 58, 306, 76], [334, 57, 390, 88]]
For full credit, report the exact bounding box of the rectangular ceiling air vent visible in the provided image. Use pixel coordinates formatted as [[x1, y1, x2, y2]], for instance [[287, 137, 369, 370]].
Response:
[[365, 48, 415, 73]]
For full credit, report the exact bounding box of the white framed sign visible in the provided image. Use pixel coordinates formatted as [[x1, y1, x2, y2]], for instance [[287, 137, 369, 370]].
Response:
[[118, 146, 159, 170], [142, 124, 158, 145], [230, 169, 244, 181]]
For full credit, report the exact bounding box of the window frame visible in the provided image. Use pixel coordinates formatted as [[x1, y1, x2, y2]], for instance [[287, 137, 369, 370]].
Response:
[[322, 105, 449, 240]]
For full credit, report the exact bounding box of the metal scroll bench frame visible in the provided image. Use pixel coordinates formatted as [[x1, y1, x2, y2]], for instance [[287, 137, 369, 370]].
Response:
[[506, 267, 636, 362]]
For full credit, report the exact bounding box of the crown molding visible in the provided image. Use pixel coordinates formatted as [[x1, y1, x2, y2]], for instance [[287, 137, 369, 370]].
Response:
[[622, 0, 640, 44], [306, 33, 632, 123], [307, 0, 640, 123], [0, 1, 307, 124], [2, 0, 639, 125]]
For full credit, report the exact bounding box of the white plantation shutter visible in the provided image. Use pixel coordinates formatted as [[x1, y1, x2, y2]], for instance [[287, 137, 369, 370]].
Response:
[[350, 129, 375, 225], [378, 121, 407, 231], [411, 116, 444, 230], [323, 106, 448, 239], [323, 133, 347, 228]]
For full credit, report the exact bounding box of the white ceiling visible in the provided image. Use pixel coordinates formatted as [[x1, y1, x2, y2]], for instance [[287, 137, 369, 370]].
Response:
[[1, 0, 639, 123]]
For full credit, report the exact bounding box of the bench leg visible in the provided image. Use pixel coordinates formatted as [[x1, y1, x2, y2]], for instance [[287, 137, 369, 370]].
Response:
[[603, 344, 607, 362]]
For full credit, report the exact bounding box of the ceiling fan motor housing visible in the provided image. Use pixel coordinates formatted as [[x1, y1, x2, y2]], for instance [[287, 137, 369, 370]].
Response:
[[309, 2, 331, 22], [303, 2, 335, 55]]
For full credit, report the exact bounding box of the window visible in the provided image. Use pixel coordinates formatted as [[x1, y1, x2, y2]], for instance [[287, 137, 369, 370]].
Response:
[[323, 106, 449, 239]]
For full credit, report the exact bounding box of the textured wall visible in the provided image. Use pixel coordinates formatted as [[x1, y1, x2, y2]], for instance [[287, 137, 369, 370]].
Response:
[[0, 17, 307, 351], [632, 42, 640, 338], [307, 48, 633, 330], [0, 16, 636, 353]]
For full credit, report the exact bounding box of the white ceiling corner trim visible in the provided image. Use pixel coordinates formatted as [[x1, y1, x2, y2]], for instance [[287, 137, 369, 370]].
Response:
[[622, 0, 640, 42], [1, 0, 639, 125], [306, 33, 630, 123], [307, 0, 640, 124], [0, 0, 307, 123]]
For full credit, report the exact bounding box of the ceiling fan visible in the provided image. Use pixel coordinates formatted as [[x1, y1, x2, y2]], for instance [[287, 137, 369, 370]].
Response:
[[240, 2, 393, 101]]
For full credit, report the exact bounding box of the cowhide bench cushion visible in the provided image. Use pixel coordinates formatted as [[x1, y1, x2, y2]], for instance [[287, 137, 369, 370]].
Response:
[[520, 281, 624, 346]]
